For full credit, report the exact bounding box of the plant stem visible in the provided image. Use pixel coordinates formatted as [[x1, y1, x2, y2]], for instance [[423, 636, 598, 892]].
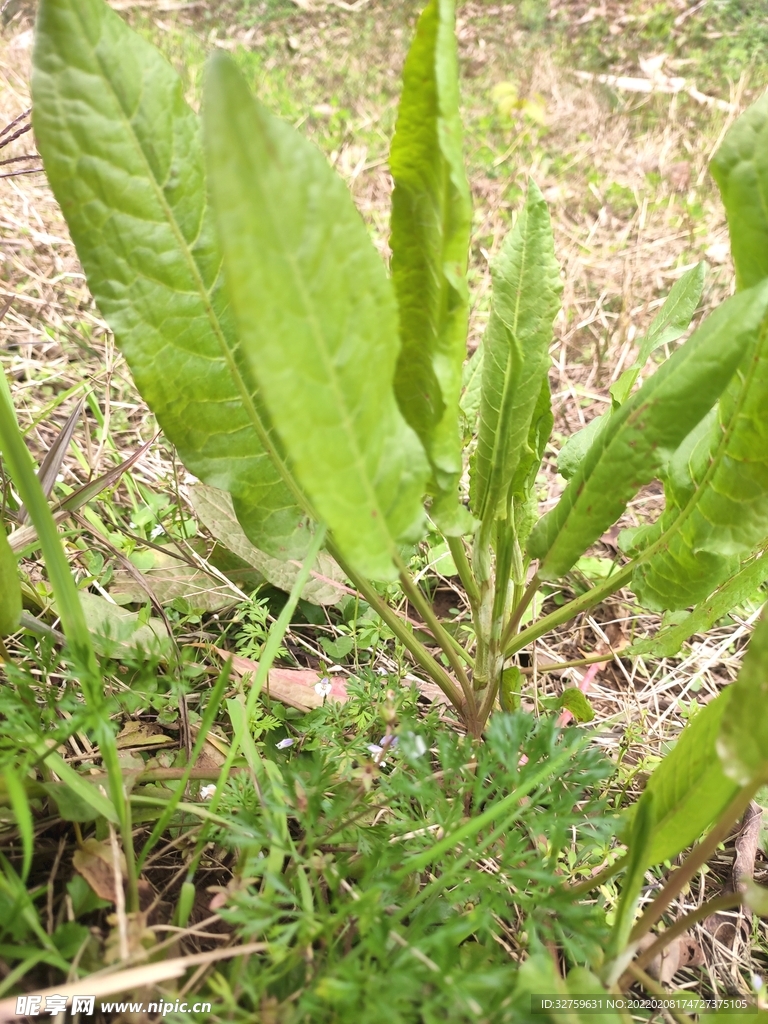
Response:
[[500, 572, 541, 650], [504, 563, 634, 658], [477, 678, 501, 729], [446, 536, 480, 614], [623, 963, 695, 1024], [396, 556, 474, 698], [330, 546, 468, 717], [625, 891, 741, 984], [477, 524, 514, 724], [628, 781, 761, 944], [520, 650, 622, 674]]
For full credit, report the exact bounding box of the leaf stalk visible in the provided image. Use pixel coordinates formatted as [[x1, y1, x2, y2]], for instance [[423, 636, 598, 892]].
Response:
[[628, 779, 762, 945], [331, 546, 468, 718]]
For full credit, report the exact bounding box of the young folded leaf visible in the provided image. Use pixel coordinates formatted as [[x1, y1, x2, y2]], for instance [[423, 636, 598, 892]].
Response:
[[609, 261, 705, 406], [32, 0, 309, 559], [203, 55, 429, 580], [628, 690, 739, 866], [390, 0, 473, 535], [710, 93, 768, 291], [557, 262, 705, 480], [718, 605, 768, 786], [529, 281, 768, 581], [511, 376, 554, 557], [470, 182, 561, 524], [625, 301, 768, 610]]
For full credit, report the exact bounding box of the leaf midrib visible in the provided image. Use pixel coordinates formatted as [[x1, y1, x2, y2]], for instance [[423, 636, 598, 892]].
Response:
[[479, 212, 531, 523], [241, 104, 398, 553], [69, 0, 306, 515]]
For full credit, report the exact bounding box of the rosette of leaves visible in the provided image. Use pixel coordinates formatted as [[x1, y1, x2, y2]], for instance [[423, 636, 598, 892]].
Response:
[[31, 0, 768, 739]]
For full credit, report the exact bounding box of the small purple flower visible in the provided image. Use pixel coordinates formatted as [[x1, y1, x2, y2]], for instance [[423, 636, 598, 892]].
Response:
[[276, 737, 295, 750], [315, 678, 333, 697]]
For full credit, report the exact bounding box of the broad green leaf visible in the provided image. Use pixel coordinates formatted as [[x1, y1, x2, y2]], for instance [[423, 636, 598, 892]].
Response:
[[187, 483, 347, 605], [624, 296, 768, 611], [319, 635, 354, 660], [471, 182, 561, 522], [41, 750, 118, 823], [610, 262, 705, 405], [509, 378, 554, 567], [512, 376, 552, 552], [627, 546, 768, 658], [528, 281, 768, 581], [558, 688, 595, 723], [77, 592, 172, 659], [718, 605, 768, 786], [488, 378, 553, 590], [425, 540, 459, 576], [711, 1012, 768, 1024], [742, 878, 768, 915], [710, 93, 768, 290], [203, 56, 429, 580], [565, 967, 626, 1024], [32, 0, 309, 560], [499, 665, 522, 713], [42, 782, 101, 823], [631, 690, 739, 866], [514, 375, 553, 495], [558, 264, 705, 480], [110, 548, 251, 613], [390, 0, 473, 534], [514, 953, 576, 1024], [0, 521, 21, 635]]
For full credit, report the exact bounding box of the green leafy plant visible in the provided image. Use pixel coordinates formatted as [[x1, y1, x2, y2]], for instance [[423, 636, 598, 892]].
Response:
[[31, 0, 768, 741], [11, 0, 768, 1010], [205, 702, 614, 1022]]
